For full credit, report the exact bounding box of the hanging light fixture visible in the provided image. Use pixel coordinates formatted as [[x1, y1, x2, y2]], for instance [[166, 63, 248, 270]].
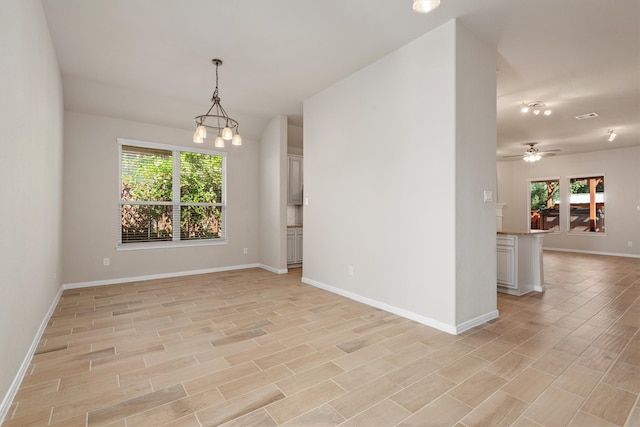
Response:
[[412, 0, 441, 13], [607, 129, 617, 142], [193, 58, 242, 147], [521, 101, 551, 116], [523, 144, 542, 162]]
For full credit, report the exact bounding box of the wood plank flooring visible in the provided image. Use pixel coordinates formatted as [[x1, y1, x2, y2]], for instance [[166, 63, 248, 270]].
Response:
[[3, 251, 639, 426]]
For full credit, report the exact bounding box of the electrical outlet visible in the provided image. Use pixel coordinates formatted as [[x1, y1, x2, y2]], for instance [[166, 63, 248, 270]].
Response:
[[628, 241, 633, 247], [103, 258, 110, 266], [347, 265, 354, 276], [243, 248, 248, 254]]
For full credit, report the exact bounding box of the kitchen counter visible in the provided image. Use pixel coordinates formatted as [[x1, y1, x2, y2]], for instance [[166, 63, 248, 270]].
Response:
[[497, 231, 547, 296], [287, 224, 303, 228]]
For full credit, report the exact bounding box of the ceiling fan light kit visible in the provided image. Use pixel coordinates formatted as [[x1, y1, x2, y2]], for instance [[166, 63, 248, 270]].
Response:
[[503, 143, 561, 163], [193, 58, 242, 147], [523, 153, 542, 162], [523, 144, 542, 162]]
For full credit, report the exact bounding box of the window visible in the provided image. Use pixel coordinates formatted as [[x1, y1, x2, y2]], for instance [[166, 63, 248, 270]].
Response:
[[119, 139, 225, 247], [529, 178, 560, 231], [569, 175, 605, 233]]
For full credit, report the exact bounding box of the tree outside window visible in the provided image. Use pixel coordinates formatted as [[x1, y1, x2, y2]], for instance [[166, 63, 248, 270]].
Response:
[[119, 142, 225, 245], [530, 179, 560, 231]]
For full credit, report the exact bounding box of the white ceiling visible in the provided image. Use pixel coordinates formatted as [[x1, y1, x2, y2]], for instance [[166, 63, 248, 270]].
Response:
[[41, 0, 639, 159]]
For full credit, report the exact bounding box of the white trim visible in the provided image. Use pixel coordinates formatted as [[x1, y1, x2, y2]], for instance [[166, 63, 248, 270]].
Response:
[[63, 263, 260, 289], [544, 247, 639, 259], [454, 310, 500, 334], [0, 286, 64, 425], [565, 173, 605, 234], [565, 232, 607, 237], [117, 137, 226, 157], [527, 177, 560, 233], [116, 239, 228, 251], [301, 277, 498, 335], [117, 138, 228, 246], [258, 264, 289, 274]]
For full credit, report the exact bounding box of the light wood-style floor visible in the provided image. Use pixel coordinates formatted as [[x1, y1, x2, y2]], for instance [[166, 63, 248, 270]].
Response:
[[3, 251, 639, 427]]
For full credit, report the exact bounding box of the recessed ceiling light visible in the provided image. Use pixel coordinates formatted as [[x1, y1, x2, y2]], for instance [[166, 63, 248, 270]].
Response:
[[412, 0, 441, 13], [575, 112, 599, 120]]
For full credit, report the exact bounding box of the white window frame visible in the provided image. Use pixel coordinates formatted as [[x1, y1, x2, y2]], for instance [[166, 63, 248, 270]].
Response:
[[527, 176, 561, 233], [566, 173, 606, 236], [117, 138, 227, 250]]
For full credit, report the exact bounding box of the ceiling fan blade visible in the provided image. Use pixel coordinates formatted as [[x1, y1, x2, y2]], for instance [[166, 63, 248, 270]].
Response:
[[502, 146, 561, 159]]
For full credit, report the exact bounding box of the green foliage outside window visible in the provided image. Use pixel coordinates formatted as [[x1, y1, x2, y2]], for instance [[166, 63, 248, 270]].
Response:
[[179, 152, 223, 240], [120, 145, 224, 244], [530, 180, 559, 211]]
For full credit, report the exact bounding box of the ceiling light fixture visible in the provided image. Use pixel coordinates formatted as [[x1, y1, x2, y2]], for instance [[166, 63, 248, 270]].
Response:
[[193, 58, 241, 147], [412, 0, 441, 13], [521, 101, 551, 116], [523, 145, 542, 162], [607, 129, 617, 142]]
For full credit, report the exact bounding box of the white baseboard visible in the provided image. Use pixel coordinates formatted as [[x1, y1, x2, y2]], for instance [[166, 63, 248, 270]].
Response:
[[0, 285, 64, 425], [301, 276, 498, 335], [63, 263, 261, 289], [545, 247, 639, 259], [454, 309, 500, 334], [258, 264, 289, 274]]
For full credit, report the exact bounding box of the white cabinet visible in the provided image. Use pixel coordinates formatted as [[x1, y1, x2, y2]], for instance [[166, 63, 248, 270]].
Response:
[[497, 232, 546, 296], [287, 227, 303, 265], [497, 236, 517, 289], [288, 155, 303, 205]]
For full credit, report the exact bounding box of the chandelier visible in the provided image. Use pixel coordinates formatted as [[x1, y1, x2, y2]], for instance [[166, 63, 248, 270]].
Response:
[[193, 59, 241, 147], [521, 101, 551, 116]]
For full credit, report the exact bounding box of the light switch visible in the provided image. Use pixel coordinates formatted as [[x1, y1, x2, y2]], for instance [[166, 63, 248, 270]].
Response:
[[483, 190, 493, 203]]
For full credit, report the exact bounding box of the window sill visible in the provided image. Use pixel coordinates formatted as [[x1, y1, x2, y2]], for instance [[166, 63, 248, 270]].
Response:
[[566, 232, 607, 237], [117, 239, 228, 251]]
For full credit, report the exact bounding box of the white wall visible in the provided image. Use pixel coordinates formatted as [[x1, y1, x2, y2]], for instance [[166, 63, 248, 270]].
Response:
[[303, 20, 497, 333], [497, 146, 640, 257], [258, 116, 288, 272], [288, 124, 304, 156], [454, 23, 498, 325], [62, 112, 260, 285], [0, 0, 64, 417]]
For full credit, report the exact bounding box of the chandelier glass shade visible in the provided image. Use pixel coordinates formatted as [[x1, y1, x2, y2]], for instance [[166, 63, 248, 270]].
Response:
[[193, 59, 241, 147]]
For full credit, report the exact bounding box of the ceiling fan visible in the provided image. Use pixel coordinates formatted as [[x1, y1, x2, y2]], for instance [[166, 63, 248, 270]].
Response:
[[503, 143, 561, 162]]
